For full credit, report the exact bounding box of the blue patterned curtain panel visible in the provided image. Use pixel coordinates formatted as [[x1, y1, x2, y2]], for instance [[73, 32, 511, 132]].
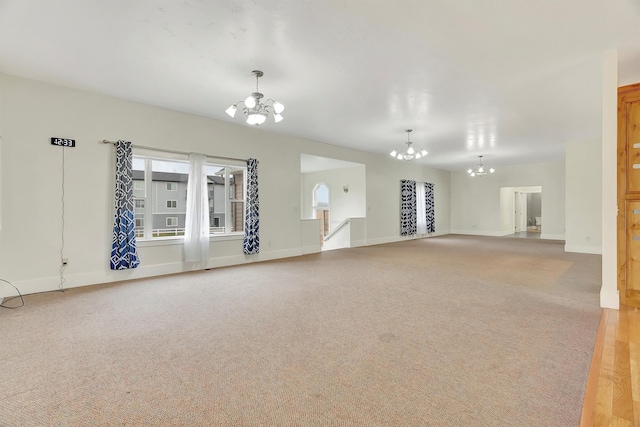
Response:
[[243, 158, 260, 254], [400, 180, 417, 236], [110, 140, 140, 270], [426, 182, 435, 233]]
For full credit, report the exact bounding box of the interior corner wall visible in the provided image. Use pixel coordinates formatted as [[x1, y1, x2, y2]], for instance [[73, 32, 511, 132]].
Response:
[[450, 160, 566, 239], [565, 138, 602, 254], [0, 74, 451, 296]]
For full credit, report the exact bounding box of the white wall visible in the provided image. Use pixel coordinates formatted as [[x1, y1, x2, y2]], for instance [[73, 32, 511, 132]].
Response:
[[297, 147, 451, 246], [565, 138, 602, 254], [301, 164, 366, 227], [451, 160, 565, 239], [601, 50, 619, 309], [0, 74, 451, 296]]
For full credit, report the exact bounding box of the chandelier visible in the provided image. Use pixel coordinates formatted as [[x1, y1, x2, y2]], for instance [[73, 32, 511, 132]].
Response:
[[467, 155, 495, 177], [225, 70, 284, 125], [390, 129, 428, 161]]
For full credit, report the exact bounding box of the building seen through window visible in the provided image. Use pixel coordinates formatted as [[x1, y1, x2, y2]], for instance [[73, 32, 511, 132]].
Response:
[[132, 154, 245, 239]]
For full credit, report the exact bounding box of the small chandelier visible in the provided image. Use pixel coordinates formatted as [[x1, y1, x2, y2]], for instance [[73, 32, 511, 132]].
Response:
[[390, 129, 428, 161], [225, 70, 284, 125], [467, 155, 495, 177]]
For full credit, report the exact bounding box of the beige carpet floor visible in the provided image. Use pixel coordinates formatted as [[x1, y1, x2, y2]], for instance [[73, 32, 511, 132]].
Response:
[[0, 235, 602, 426]]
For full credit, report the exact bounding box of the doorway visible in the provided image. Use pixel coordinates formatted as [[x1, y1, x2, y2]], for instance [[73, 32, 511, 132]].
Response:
[[300, 154, 366, 251], [500, 186, 542, 238]]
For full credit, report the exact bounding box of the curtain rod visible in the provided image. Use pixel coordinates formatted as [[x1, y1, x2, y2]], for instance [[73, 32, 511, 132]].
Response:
[[101, 140, 252, 163]]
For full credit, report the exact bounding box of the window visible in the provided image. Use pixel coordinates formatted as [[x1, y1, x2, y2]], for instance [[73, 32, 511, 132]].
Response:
[[132, 150, 246, 240], [134, 180, 145, 191], [206, 164, 245, 234]]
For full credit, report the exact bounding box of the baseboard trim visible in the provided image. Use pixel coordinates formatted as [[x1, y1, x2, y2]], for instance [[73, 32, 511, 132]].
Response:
[[540, 233, 565, 241], [565, 244, 602, 255], [301, 245, 321, 254], [349, 239, 366, 248], [450, 229, 508, 237], [600, 287, 620, 309], [7, 248, 306, 297]]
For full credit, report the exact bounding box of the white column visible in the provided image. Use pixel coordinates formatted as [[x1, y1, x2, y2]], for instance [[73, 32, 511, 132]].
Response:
[[601, 49, 620, 309]]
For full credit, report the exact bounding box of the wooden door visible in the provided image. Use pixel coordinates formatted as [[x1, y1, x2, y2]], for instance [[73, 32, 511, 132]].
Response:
[[618, 83, 640, 306]]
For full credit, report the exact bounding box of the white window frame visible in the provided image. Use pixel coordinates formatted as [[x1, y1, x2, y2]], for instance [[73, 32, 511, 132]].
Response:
[[166, 217, 178, 227], [132, 149, 247, 244], [166, 200, 177, 209], [207, 164, 247, 235], [134, 180, 145, 191], [166, 182, 178, 191]]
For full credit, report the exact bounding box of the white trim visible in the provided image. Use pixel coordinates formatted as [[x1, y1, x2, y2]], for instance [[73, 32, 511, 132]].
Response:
[[10, 248, 304, 296], [365, 235, 406, 246], [302, 244, 321, 254], [449, 229, 512, 237], [600, 287, 620, 310], [564, 244, 602, 255], [540, 233, 565, 241], [350, 239, 366, 248], [136, 232, 243, 247]]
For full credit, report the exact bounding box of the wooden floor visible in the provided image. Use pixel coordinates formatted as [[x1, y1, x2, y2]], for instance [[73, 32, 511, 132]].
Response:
[[581, 305, 640, 426]]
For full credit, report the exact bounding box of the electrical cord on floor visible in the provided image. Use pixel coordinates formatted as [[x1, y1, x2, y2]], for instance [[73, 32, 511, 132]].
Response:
[[59, 145, 67, 290], [0, 278, 24, 309]]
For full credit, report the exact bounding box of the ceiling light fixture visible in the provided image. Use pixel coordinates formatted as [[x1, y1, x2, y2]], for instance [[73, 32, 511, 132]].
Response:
[[390, 129, 428, 161], [225, 70, 284, 126], [467, 155, 495, 177]]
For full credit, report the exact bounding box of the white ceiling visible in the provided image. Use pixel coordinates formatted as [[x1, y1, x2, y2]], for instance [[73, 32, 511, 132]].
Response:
[[1, 0, 639, 171]]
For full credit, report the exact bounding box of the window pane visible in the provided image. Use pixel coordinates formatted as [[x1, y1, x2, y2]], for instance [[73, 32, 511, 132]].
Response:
[[314, 183, 329, 208], [132, 158, 146, 237], [231, 201, 244, 233], [134, 217, 144, 237], [152, 160, 187, 236], [229, 168, 245, 200], [132, 150, 246, 240]]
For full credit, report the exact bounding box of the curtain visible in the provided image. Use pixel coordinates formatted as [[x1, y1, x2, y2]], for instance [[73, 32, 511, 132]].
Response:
[[184, 153, 210, 263], [110, 140, 140, 270], [416, 182, 427, 235], [426, 182, 435, 233], [400, 180, 417, 236], [243, 158, 260, 254]]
